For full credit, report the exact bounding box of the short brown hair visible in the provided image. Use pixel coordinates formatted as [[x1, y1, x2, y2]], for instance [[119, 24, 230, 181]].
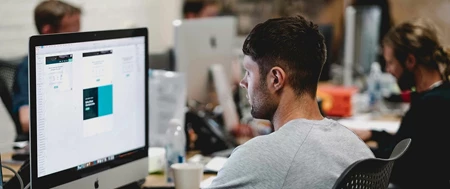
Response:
[[34, 0, 82, 34], [243, 15, 327, 98]]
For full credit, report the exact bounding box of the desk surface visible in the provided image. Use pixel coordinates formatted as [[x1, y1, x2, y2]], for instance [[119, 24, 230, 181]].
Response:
[[338, 115, 401, 134], [1, 115, 401, 187], [1, 152, 216, 188]]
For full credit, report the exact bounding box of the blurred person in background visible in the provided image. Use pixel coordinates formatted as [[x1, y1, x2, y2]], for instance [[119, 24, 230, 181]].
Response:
[[12, 0, 81, 137], [183, 0, 220, 19], [352, 18, 450, 189], [204, 15, 374, 189]]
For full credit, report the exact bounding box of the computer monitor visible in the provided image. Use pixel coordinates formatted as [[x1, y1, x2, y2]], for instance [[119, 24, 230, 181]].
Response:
[[173, 16, 237, 105], [29, 28, 149, 188]]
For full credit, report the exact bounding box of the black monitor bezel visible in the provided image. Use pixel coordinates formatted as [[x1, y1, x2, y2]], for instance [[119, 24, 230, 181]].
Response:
[[29, 28, 149, 188]]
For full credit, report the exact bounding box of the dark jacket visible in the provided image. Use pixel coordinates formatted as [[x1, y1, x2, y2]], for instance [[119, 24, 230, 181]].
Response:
[[371, 82, 450, 189], [12, 56, 29, 113]]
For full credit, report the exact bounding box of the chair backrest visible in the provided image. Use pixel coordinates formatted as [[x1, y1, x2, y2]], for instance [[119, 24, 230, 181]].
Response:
[[332, 138, 412, 189], [0, 59, 20, 117], [389, 138, 411, 159]]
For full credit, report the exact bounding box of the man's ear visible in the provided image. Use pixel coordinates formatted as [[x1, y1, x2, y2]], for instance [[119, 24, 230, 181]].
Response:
[[268, 66, 286, 92], [40, 24, 56, 34], [405, 54, 416, 70]]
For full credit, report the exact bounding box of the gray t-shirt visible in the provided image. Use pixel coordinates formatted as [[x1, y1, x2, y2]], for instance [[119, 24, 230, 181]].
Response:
[[204, 118, 374, 189]]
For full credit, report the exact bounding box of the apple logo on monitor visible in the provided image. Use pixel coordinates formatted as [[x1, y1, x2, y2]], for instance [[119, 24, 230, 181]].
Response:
[[94, 179, 99, 189], [210, 36, 217, 49]]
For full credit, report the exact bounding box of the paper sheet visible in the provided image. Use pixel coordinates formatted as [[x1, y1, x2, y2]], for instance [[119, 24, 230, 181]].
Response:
[[200, 176, 217, 188], [204, 156, 228, 172], [338, 117, 400, 134]]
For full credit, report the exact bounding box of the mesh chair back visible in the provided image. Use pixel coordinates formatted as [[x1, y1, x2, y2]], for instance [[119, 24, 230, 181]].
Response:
[[0, 57, 27, 142], [332, 138, 412, 189], [0, 59, 21, 116]]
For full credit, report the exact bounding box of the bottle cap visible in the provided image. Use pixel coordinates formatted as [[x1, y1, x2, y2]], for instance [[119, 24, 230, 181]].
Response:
[[371, 62, 381, 72], [169, 118, 182, 127]]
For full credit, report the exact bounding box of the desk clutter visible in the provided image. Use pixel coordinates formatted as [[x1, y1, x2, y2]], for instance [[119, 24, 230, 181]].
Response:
[[147, 147, 227, 188], [148, 147, 229, 174], [317, 84, 359, 117], [337, 114, 400, 134]]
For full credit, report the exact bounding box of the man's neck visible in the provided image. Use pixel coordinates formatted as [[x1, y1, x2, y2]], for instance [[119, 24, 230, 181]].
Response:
[[271, 92, 323, 131], [414, 67, 442, 93]]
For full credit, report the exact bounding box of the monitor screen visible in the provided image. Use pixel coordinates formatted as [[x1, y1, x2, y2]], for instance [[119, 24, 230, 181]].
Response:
[[31, 31, 147, 188]]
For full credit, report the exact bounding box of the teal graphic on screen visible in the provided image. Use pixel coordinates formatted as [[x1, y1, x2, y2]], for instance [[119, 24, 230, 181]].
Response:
[[83, 85, 113, 120]]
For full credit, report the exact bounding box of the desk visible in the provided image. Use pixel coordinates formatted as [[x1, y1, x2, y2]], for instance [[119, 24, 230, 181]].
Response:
[[1, 153, 22, 179], [337, 113, 401, 134], [336, 113, 402, 148], [143, 173, 216, 187], [1, 152, 216, 188], [1, 115, 400, 187]]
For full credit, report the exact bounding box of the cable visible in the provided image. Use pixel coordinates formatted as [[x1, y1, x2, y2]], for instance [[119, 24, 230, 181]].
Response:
[[2, 164, 24, 189], [24, 183, 30, 189]]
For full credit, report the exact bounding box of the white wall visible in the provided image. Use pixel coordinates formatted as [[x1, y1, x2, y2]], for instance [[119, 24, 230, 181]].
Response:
[[0, 0, 182, 60], [0, 0, 37, 59]]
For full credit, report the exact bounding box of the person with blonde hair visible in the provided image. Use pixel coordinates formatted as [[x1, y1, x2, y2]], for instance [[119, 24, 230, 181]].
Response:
[[352, 18, 450, 188]]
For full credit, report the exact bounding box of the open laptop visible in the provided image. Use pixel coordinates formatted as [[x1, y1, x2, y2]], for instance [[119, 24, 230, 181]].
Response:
[[173, 16, 237, 105]]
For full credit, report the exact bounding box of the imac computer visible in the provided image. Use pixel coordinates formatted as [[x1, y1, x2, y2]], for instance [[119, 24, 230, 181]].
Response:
[[29, 28, 149, 188], [173, 16, 237, 105]]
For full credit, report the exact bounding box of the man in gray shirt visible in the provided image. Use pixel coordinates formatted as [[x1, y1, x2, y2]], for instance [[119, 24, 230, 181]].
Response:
[[204, 15, 374, 189]]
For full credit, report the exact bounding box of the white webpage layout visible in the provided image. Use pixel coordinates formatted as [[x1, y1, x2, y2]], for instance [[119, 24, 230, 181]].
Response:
[[34, 37, 146, 177]]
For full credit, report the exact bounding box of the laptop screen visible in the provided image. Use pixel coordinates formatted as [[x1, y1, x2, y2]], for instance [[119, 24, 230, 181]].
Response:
[[33, 36, 146, 178]]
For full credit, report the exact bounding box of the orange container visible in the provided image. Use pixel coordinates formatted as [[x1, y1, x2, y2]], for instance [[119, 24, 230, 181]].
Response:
[[317, 84, 359, 117]]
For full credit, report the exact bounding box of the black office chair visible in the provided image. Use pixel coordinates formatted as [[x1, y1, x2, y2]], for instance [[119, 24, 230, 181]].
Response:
[[332, 138, 412, 189], [0, 58, 29, 143]]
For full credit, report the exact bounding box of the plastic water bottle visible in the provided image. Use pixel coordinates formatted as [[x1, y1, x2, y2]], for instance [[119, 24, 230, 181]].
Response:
[[367, 62, 383, 113], [164, 118, 186, 185]]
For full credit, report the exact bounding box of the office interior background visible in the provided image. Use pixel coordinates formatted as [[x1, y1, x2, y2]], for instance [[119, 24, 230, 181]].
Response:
[[1, 0, 450, 188], [0, 0, 449, 159]]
